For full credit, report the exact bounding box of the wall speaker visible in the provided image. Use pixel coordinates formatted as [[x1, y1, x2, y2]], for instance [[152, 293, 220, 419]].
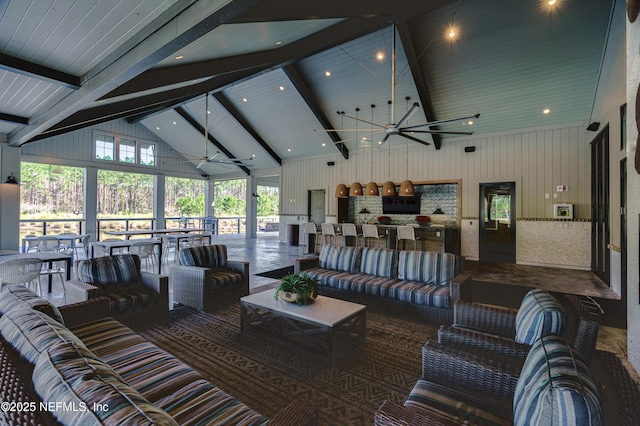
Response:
[[464, 146, 476, 153], [327, 161, 335, 166], [586, 122, 600, 131]]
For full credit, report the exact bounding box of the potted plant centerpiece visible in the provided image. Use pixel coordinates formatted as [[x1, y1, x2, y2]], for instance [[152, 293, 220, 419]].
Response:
[[415, 215, 431, 227], [274, 272, 319, 305]]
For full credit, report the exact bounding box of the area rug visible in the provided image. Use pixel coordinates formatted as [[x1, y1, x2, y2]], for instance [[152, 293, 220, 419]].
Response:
[[254, 266, 294, 279], [141, 304, 435, 425], [140, 303, 638, 425]]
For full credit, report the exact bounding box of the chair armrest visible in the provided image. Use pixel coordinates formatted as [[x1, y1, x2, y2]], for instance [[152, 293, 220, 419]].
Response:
[[294, 257, 319, 273], [59, 297, 111, 327], [448, 272, 471, 303], [269, 399, 318, 426], [438, 325, 531, 359], [422, 340, 523, 402], [227, 260, 250, 295], [141, 271, 169, 299], [374, 400, 457, 426], [453, 300, 518, 337], [65, 279, 100, 302]]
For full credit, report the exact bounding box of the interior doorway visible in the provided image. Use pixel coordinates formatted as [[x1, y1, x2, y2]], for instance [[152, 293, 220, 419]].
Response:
[[308, 189, 325, 224], [479, 182, 516, 263], [591, 125, 610, 284]]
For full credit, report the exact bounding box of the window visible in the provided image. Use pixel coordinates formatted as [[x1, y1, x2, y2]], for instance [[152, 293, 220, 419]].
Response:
[[94, 132, 155, 167], [95, 134, 115, 161], [119, 138, 136, 163]]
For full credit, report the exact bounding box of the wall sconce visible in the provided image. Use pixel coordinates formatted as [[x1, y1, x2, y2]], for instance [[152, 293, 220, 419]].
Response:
[[251, 193, 260, 198], [2, 172, 19, 185]]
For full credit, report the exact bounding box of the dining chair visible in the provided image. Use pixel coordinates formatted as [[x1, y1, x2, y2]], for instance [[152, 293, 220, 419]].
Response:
[[362, 224, 385, 248], [37, 236, 64, 253], [320, 223, 340, 246], [184, 234, 204, 248], [396, 225, 420, 250], [161, 235, 178, 264], [128, 241, 157, 272], [340, 223, 361, 247], [102, 238, 125, 255], [302, 222, 320, 254], [24, 235, 39, 253], [0, 258, 43, 295]]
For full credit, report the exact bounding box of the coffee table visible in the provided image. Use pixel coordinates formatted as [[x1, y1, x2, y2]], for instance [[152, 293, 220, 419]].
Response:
[[240, 289, 366, 365]]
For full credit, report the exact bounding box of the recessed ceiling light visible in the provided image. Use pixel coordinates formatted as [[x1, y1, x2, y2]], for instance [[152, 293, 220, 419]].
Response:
[[548, 0, 557, 5], [175, 55, 184, 60], [279, 85, 284, 91], [325, 71, 331, 77], [155, 126, 160, 130], [448, 28, 456, 38], [207, 110, 210, 114], [242, 98, 248, 102], [321, 143, 326, 147], [275, 41, 282, 45], [287, 148, 292, 152], [376, 52, 385, 61], [378, 141, 382, 145], [252, 154, 256, 157], [467, 120, 474, 126], [172, 121, 176, 125], [543, 108, 551, 114]]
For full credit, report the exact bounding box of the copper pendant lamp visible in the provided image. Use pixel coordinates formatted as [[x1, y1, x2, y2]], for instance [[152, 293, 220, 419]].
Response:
[[335, 183, 348, 198], [399, 179, 415, 196], [382, 181, 396, 196]]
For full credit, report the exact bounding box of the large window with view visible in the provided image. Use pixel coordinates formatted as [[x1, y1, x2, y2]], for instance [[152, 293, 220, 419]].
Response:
[[19, 163, 85, 241], [94, 132, 155, 167], [165, 177, 205, 228], [213, 179, 246, 234]]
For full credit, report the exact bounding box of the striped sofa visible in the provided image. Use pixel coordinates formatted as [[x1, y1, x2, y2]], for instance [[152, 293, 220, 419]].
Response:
[[0, 286, 316, 426], [171, 245, 249, 311], [375, 334, 603, 425], [67, 253, 169, 330], [294, 245, 470, 324]]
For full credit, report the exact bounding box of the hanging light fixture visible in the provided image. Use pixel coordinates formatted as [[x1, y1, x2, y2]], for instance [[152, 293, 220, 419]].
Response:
[[349, 107, 363, 196], [365, 104, 379, 196], [335, 183, 348, 198], [399, 98, 415, 196], [382, 101, 397, 196], [2, 172, 19, 185]]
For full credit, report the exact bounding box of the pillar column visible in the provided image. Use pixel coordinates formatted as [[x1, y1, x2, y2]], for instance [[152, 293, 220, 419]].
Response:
[[0, 143, 21, 250]]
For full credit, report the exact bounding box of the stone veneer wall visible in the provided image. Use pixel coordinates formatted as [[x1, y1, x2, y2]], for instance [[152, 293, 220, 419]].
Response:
[[348, 183, 458, 227]]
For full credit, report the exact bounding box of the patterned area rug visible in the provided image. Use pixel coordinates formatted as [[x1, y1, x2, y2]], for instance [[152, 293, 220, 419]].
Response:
[[141, 304, 436, 425], [140, 303, 639, 425]]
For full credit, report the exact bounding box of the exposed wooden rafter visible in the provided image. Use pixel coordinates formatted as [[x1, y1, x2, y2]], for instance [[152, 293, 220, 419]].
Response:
[[0, 52, 81, 90]]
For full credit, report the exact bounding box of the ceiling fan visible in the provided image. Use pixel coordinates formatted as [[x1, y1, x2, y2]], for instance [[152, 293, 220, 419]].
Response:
[[320, 23, 480, 147]]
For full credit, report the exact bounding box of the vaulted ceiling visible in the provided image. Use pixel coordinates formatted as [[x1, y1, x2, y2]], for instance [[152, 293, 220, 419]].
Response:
[[0, 0, 615, 176]]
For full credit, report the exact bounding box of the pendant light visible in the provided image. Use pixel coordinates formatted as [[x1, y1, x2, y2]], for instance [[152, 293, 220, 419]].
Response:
[[365, 104, 379, 196], [2, 172, 19, 185], [349, 107, 363, 196], [382, 102, 397, 196], [399, 98, 415, 197]]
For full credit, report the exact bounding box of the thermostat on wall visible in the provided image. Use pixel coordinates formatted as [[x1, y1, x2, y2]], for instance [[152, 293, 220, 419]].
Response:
[[553, 203, 573, 219]]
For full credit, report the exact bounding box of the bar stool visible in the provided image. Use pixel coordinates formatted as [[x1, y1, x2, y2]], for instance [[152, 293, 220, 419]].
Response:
[[340, 223, 361, 247], [303, 222, 320, 254], [321, 223, 340, 246], [362, 224, 385, 248], [396, 225, 421, 250]]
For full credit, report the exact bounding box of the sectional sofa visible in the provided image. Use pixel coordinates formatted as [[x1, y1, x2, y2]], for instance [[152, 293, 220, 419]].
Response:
[[0, 284, 316, 425], [295, 245, 471, 324]]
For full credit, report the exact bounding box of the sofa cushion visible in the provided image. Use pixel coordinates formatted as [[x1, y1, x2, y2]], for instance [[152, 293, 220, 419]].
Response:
[[515, 289, 567, 345], [359, 248, 398, 278], [306, 267, 355, 289], [34, 341, 178, 426], [179, 245, 227, 269], [397, 251, 463, 285], [0, 308, 88, 366], [513, 335, 602, 425], [0, 284, 64, 324], [76, 254, 142, 289], [102, 288, 159, 315], [318, 245, 361, 273]]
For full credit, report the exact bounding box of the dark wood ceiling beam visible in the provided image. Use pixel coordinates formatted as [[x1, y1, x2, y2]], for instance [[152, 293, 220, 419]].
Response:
[[0, 52, 81, 90], [174, 105, 250, 175], [396, 22, 442, 149], [0, 112, 29, 125], [212, 92, 282, 166], [283, 64, 348, 160]]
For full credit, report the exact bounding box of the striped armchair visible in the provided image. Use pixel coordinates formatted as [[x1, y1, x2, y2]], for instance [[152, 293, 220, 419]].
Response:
[[171, 244, 249, 311]]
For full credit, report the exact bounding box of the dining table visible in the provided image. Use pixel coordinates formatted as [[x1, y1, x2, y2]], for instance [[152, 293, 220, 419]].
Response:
[[21, 233, 89, 264], [91, 238, 164, 274], [104, 228, 210, 240], [0, 251, 72, 293]]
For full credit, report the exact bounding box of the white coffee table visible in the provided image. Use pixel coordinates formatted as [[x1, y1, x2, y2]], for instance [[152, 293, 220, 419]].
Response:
[[240, 288, 366, 365]]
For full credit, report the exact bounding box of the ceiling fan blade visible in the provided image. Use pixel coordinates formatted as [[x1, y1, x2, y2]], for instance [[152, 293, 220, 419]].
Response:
[[340, 112, 388, 129], [334, 130, 386, 144], [395, 104, 419, 128], [401, 113, 480, 131], [398, 132, 431, 146], [376, 134, 391, 147], [408, 130, 474, 135]]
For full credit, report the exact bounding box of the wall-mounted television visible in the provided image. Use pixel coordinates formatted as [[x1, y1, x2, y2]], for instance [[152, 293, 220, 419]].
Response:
[[382, 196, 421, 214]]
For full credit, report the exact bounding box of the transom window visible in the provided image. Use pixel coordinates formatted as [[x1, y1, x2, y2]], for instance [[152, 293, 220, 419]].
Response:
[[94, 132, 155, 167]]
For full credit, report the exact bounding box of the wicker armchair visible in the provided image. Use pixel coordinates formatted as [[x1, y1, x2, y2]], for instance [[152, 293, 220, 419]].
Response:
[[171, 244, 249, 311]]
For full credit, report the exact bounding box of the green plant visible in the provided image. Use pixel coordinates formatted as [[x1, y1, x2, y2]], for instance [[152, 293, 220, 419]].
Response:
[[274, 272, 319, 305]]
